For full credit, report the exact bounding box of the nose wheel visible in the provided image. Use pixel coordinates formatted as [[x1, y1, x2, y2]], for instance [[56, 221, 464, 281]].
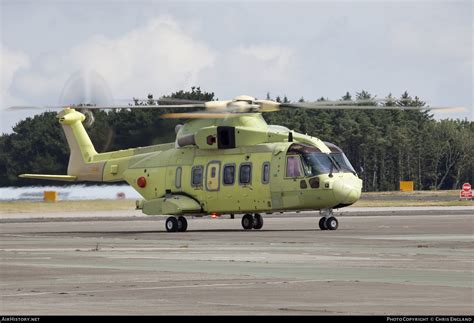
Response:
[[318, 209, 338, 230]]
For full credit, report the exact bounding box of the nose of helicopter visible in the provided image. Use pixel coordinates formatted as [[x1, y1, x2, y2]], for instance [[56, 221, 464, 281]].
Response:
[[332, 177, 362, 205]]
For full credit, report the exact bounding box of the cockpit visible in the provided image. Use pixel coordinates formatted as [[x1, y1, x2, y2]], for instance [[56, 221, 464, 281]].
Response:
[[286, 143, 357, 177], [323, 141, 357, 175]]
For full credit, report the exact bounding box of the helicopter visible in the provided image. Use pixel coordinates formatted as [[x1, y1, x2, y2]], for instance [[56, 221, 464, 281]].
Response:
[[9, 94, 461, 232]]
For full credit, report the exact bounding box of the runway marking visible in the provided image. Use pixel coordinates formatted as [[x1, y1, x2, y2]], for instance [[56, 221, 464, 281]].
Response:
[[0, 279, 337, 298], [0, 247, 199, 252], [346, 234, 474, 241]]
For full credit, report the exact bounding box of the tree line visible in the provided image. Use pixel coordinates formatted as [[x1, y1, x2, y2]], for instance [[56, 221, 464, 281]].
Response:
[[1, 87, 472, 191]]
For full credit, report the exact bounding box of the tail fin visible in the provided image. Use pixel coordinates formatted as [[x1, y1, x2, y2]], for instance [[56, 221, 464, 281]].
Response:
[[57, 108, 105, 181], [19, 108, 105, 182]]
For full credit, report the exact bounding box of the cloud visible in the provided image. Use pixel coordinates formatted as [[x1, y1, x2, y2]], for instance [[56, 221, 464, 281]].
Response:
[[0, 45, 30, 106], [1, 15, 298, 131], [201, 44, 296, 99], [236, 45, 295, 83], [8, 16, 217, 106], [0, 45, 33, 132], [389, 21, 471, 61], [2, 3, 470, 133]]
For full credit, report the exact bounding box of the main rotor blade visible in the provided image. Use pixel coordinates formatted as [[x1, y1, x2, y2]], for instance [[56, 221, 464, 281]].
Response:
[[117, 98, 207, 104], [91, 104, 205, 109], [161, 112, 233, 119], [7, 105, 66, 111], [157, 98, 208, 105], [281, 103, 465, 111], [7, 104, 206, 111], [282, 98, 400, 106]]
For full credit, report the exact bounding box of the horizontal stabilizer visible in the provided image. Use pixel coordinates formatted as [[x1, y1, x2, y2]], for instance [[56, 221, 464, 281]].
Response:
[[19, 174, 77, 182]]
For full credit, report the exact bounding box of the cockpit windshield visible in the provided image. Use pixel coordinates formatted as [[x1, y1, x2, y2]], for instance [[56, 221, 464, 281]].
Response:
[[330, 152, 356, 174], [287, 143, 356, 176], [323, 141, 357, 174], [301, 153, 336, 176]]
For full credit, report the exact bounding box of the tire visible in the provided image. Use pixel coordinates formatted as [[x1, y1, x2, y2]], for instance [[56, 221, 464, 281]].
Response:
[[319, 217, 328, 230], [177, 216, 188, 232], [253, 214, 264, 230], [325, 217, 338, 230], [241, 213, 254, 230], [165, 217, 179, 232]]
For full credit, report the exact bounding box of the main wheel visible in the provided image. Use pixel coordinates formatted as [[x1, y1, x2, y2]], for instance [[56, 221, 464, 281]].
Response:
[[325, 216, 338, 230], [241, 213, 254, 230], [165, 217, 179, 232], [253, 213, 264, 230], [177, 216, 188, 232], [319, 217, 328, 230]]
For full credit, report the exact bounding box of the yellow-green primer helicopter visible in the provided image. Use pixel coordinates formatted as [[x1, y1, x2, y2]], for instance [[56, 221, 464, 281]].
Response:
[[12, 95, 458, 232]]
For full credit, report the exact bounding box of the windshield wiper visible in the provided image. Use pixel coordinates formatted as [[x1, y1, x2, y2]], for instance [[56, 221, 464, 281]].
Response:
[[327, 156, 340, 178], [328, 156, 341, 171]]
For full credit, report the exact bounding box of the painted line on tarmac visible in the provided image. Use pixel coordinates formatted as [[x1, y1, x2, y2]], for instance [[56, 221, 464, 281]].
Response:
[[0, 279, 336, 298]]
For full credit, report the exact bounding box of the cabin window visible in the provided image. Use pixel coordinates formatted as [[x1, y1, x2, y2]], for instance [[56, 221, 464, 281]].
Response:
[[191, 166, 203, 187], [223, 164, 235, 185], [286, 156, 302, 177], [239, 163, 252, 185], [175, 167, 182, 188], [262, 162, 270, 184]]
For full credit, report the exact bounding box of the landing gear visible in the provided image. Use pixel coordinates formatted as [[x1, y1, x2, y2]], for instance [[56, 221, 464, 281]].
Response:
[[165, 216, 188, 232], [242, 213, 264, 230], [177, 216, 188, 232], [253, 213, 264, 230], [165, 217, 179, 232], [319, 217, 328, 230], [241, 213, 254, 230], [325, 217, 338, 230], [318, 209, 339, 231]]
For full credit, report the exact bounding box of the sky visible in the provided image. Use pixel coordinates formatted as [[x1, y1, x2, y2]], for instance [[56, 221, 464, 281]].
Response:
[[1, 0, 472, 133]]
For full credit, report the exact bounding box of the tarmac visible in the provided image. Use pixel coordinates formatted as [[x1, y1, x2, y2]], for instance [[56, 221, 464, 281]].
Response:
[[0, 206, 473, 315]]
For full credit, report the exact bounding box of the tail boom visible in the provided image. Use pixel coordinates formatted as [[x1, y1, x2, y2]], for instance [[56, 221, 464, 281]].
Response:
[[19, 107, 172, 183]]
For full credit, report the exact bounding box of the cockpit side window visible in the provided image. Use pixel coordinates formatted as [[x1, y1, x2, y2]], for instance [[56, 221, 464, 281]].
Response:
[[286, 156, 302, 177]]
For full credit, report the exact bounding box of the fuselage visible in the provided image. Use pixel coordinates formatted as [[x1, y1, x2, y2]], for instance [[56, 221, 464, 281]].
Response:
[[121, 137, 362, 215], [46, 109, 362, 216]]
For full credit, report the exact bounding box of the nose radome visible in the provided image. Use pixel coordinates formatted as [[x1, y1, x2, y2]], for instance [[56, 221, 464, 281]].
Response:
[[333, 178, 362, 205], [345, 187, 361, 204]]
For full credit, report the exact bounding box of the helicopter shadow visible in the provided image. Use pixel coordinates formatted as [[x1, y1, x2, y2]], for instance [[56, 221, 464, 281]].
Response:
[[185, 228, 319, 233], [23, 228, 321, 236]]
